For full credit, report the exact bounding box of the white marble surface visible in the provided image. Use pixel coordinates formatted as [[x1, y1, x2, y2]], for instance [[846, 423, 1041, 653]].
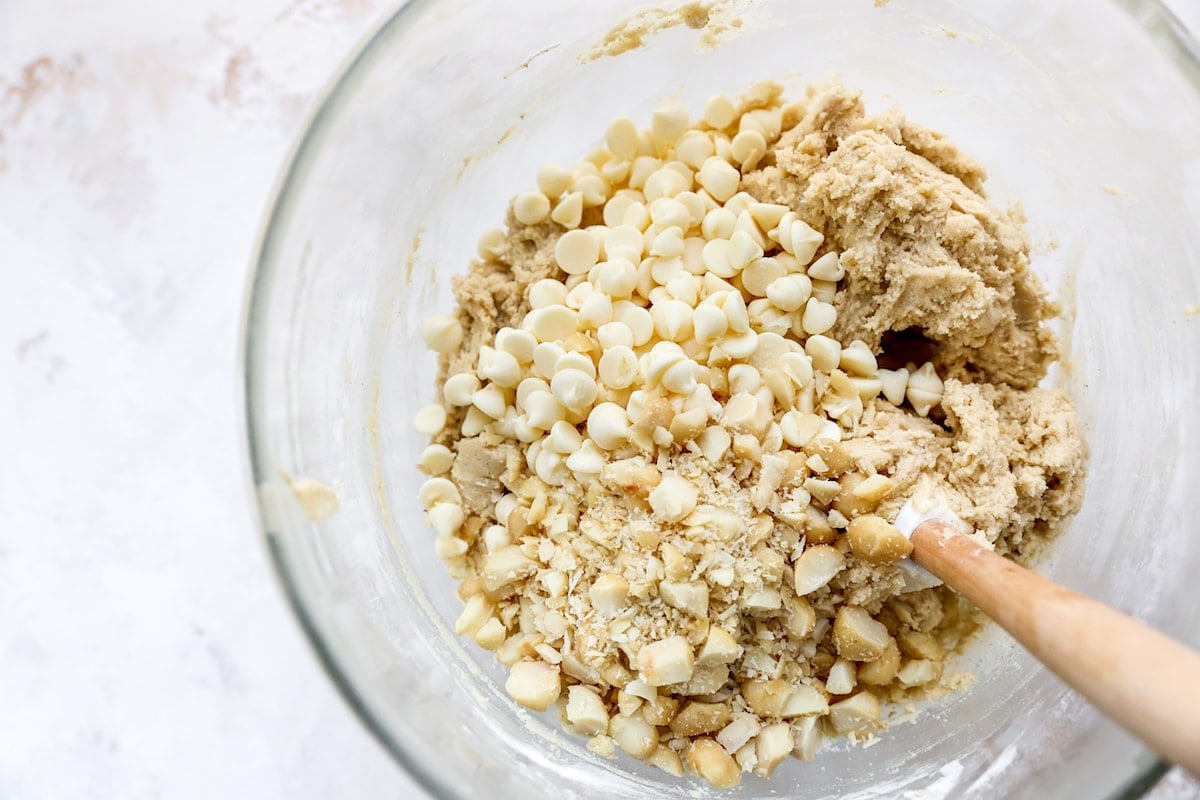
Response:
[[2, 1, 1198, 798]]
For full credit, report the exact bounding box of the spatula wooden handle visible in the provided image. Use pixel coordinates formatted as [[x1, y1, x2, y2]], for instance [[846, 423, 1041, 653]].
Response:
[[912, 519, 1200, 775]]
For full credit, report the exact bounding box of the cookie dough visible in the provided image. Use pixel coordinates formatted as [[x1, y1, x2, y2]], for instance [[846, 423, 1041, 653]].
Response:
[[413, 82, 1086, 786]]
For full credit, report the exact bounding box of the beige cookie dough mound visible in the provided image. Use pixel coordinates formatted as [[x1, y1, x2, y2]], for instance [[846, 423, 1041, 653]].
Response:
[[742, 86, 1057, 389], [414, 81, 1088, 788]]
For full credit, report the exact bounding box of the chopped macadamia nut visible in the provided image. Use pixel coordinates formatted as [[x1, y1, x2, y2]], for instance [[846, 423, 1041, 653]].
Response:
[[826, 658, 858, 696], [792, 545, 846, 595], [649, 744, 685, 777], [828, 692, 882, 736], [755, 722, 795, 777], [566, 686, 610, 735], [834, 606, 892, 662], [638, 636, 695, 687], [671, 701, 733, 735], [897, 659, 943, 687], [847, 514, 913, 564], [610, 714, 658, 759], [505, 660, 561, 711], [687, 738, 741, 789], [648, 474, 699, 523], [857, 639, 902, 686]]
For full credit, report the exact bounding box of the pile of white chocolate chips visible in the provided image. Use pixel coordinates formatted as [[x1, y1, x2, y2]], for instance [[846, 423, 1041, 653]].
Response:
[[412, 82, 1086, 787]]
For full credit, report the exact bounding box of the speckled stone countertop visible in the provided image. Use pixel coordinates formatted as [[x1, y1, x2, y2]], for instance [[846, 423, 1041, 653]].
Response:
[[2, 1, 1197, 797]]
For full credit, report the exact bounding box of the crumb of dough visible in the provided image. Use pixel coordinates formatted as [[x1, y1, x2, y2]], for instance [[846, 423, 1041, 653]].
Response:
[[415, 81, 1087, 786], [283, 473, 340, 521], [580, 0, 749, 62]]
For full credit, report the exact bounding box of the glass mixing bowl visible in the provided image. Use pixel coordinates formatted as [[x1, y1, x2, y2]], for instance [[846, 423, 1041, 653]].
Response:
[[242, 1, 1200, 797]]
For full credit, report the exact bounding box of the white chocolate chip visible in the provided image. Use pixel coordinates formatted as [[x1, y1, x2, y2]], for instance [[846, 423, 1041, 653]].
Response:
[[426, 502, 464, 537], [578, 289, 614, 329], [472, 384, 508, 419], [531, 343, 565, 380], [907, 362, 944, 417], [748, 201, 789, 231], [413, 404, 447, 436], [417, 443, 454, 475], [701, 207, 737, 241], [528, 278, 568, 309], [661, 358, 699, 395], [789, 219, 824, 264], [550, 368, 599, 412], [731, 129, 767, 170], [740, 256, 784, 296], [765, 274, 812, 311], [807, 251, 845, 281], [596, 259, 639, 299], [477, 227, 506, 259], [514, 191, 551, 225], [587, 402, 630, 450], [805, 334, 841, 372], [606, 225, 647, 262], [839, 340, 878, 378], [537, 163, 572, 198], [649, 198, 691, 231], [598, 345, 639, 389], [461, 406, 489, 437], [651, 101, 690, 142], [605, 117, 639, 160], [524, 390, 566, 430], [703, 94, 737, 129], [652, 299, 694, 342], [616, 303, 655, 346], [878, 367, 910, 406], [692, 303, 729, 346], [443, 373, 481, 406], [555, 229, 601, 275], [477, 346, 522, 387], [801, 298, 838, 335], [551, 191, 584, 228], [526, 305, 578, 342], [643, 167, 691, 202], [675, 130, 715, 169], [701, 238, 735, 278], [697, 157, 740, 203], [420, 314, 464, 354], [495, 327, 538, 363]]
